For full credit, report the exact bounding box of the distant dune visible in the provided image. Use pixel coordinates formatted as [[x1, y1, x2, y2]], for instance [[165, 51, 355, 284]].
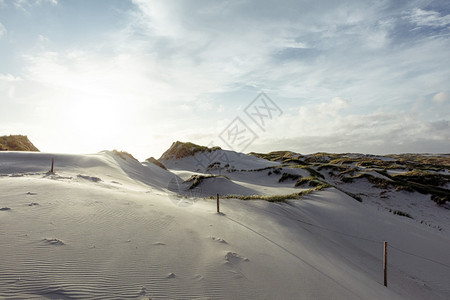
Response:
[[0, 135, 39, 152], [159, 140, 221, 160]]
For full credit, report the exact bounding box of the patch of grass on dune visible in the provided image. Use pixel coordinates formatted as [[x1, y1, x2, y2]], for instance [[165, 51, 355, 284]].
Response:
[[185, 174, 230, 190], [392, 170, 450, 187], [113, 150, 139, 162], [278, 172, 301, 183], [0, 135, 39, 152], [249, 151, 299, 162], [145, 157, 167, 170], [317, 164, 350, 172], [390, 153, 450, 169], [160, 141, 221, 160], [295, 176, 322, 187], [222, 184, 330, 202], [284, 164, 325, 179], [376, 170, 450, 205]]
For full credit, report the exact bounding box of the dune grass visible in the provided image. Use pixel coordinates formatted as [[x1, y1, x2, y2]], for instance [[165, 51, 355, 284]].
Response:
[[160, 141, 221, 160], [221, 184, 330, 202], [0, 135, 39, 152], [112, 150, 139, 162], [185, 174, 230, 190], [146, 156, 167, 170]]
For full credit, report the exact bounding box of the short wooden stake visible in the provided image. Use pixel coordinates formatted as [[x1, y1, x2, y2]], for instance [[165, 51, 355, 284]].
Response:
[[216, 193, 220, 213], [383, 241, 387, 287], [50, 158, 54, 173]]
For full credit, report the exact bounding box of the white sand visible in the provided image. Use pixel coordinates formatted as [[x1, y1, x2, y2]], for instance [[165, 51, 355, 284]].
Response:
[[0, 151, 449, 299]]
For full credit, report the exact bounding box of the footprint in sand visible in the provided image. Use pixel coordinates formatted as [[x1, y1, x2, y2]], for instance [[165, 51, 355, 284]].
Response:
[[153, 242, 166, 246], [77, 174, 102, 182], [210, 236, 228, 244], [42, 238, 65, 246], [224, 252, 249, 264], [193, 274, 204, 281], [139, 287, 147, 296]]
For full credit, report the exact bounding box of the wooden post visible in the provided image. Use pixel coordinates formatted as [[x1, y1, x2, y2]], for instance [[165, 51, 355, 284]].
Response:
[[216, 193, 220, 213], [50, 158, 54, 173], [383, 241, 387, 287]]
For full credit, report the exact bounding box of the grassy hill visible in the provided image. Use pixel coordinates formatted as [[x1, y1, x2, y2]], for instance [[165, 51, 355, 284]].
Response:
[[0, 135, 39, 152], [159, 141, 221, 160]]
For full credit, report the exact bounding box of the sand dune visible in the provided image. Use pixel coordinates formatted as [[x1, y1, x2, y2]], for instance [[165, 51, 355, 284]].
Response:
[[0, 150, 449, 299]]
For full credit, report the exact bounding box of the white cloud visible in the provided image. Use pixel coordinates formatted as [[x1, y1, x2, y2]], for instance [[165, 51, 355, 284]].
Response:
[[433, 92, 449, 104], [406, 8, 450, 27], [249, 98, 450, 154], [0, 73, 21, 82], [125, 0, 450, 110], [37, 34, 50, 43]]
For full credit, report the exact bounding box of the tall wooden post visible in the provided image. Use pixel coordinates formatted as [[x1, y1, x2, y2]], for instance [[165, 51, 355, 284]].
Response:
[[50, 158, 54, 173], [216, 193, 220, 213], [383, 241, 387, 287]]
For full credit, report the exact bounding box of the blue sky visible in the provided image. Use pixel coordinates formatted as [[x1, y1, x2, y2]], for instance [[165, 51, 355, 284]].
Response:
[[0, 0, 449, 159]]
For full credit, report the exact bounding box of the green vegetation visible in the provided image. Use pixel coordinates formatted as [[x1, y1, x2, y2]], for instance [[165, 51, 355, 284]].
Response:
[[185, 174, 229, 190], [161, 144, 449, 206], [329, 157, 360, 165], [377, 170, 450, 204], [278, 172, 301, 183], [0, 135, 39, 152], [273, 168, 281, 175], [305, 167, 325, 179], [113, 150, 139, 162], [295, 176, 322, 187], [390, 209, 413, 219], [242, 165, 279, 172], [145, 156, 167, 170], [390, 153, 450, 169], [317, 164, 349, 172], [392, 170, 450, 187], [160, 141, 221, 160], [351, 173, 392, 189], [334, 187, 363, 202], [207, 162, 222, 170], [249, 151, 299, 162], [222, 184, 330, 202]]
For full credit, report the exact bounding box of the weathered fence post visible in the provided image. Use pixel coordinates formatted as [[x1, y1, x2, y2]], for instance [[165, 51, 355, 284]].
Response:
[[50, 157, 54, 173], [216, 193, 220, 213], [383, 241, 388, 287]]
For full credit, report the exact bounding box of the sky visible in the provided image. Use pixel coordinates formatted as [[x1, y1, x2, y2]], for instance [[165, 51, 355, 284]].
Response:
[[0, 0, 449, 160]]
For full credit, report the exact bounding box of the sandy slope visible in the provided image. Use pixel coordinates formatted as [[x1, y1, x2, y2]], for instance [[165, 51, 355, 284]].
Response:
[[1, 151, 449, 299]]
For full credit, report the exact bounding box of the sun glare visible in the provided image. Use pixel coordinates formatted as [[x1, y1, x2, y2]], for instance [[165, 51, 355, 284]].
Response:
[[61, 93, 125, 152]]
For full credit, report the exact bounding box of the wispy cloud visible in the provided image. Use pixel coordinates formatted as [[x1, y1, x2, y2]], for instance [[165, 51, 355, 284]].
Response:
[[406, 8, 450, 27], [252, 97, 450, 154]]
